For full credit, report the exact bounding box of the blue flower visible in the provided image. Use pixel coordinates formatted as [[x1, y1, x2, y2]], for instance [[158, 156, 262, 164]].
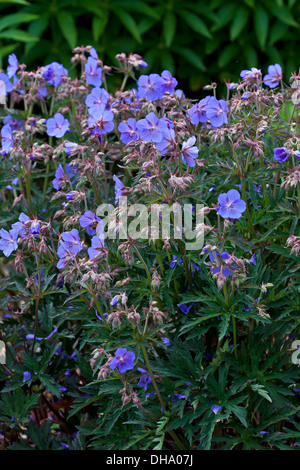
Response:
[[109, 348, 135, 374], [188, 96, 213, 124], [52, 164, 77, 190], [211, 404, 222, 414], [118, 118, 139, 144], [170, 255, 183, 268], [88, 234, 105, 260], [23, 371, 32, 382], [42, 62, 68, 87], [7, 53, 18, 78], [217, 189, 246, 219], [85, 87, 109, 118], [65, 141, 79, 155], [177, 303, 194, 314], [274, 147, 289, 163], [113, 174, 124, 204], [88, 110, 114, 136], [46, 113, 69, 138], [161, 70, 178, 94], [264, 63, 282, 88], [136, 112, 168, 142], [0, 228, 18, 257], [240, 67, 261, 80], [85, 57, 102, 87], [137, 74, 164, 101], [169, 393, 185, 402], [162, 337, 171, 347], [58, 229, 82, 259], [206, 98, 228, 128], [209, 251, 236, 277], [110, 295, 120, 306], [79, 211, 100, 236], [137, 368, 152, 391], [0, 72, 13, 95], [155, 128, 176, 155], [181, 136, 198, 167], [1, 124, 13, 154], [249, 253, 256, 265]]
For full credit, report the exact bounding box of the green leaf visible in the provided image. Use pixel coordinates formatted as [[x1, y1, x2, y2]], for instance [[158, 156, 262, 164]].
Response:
[[254, 6, 269, 49], [57, 11, 77, 50], [179, 10, 212, 38], [269, 20, 289, 44], [115, 9, 142, 43], [272, 4, 299, 27], [217, 43, 239, 67], [163, 11, 177, 48], [92, 10, 109, 41], [251, 384, 273, 402], [0, 12, 38, 32], [0, 0, 30, 4], [0, 29, 38, 42], [230, 8, 249, 40], [173, 46, 206, 71]]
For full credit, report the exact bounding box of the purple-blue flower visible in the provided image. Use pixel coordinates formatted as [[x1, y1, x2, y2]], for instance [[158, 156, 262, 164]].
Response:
[[42, 62, 68, 87], [58, 229, 82, 257], [211, 404, 222, 414], [188, 96, 213, 125], [274, 147, 289, 163], [155, 128, 176, 155], [217, 190, 246, 219], [88, 234, 105, 260], [137, 74, 164, 101], [109, 348, 135, 373], [110, 295, 120, 307], [23, 371, 32, 382], [85, 87, 109, 118], [206, 98, 228, 128], [1, 124, 13, 154], [46, 113, 69, 138], [88, 110, 114, 136], [137, 368, 152, 391], [264, 63, 282, 88], [65, 141, 79, 155], [7, 53, 18, 78], [113, 174, 124, 205], [162, 337, 171, 347], [181, 136, 198, 167], [170, 255, 183, 268], [52, 163, 77, 190], [177, 303, 194, 314], [79, 211, 100, 236], [118, 118, 139, 144], [161, 70, 178, 94], [0, 228, 18, 257], [85, 57, 102, 87], [136, 112, 168, 143], [0, 72, 13, 95]]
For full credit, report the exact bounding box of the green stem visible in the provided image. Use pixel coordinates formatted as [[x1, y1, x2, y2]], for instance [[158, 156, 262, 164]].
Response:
[[132, 244, 152, 285], [141, 345, 187, 450]]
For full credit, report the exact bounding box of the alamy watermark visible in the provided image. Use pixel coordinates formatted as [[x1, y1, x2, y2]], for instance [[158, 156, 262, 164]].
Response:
[[96, 197, 207, 250], [291, 340, 300, 366], [0, 340, 5, 364]]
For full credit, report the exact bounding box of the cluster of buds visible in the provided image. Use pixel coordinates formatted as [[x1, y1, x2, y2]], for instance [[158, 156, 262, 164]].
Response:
[[168, 173, 194, 191], [118, 241, 133, 265], [143, 301, 167, 325], [286, 235, 300, 255], [118, 386, 140, 409], [151, 269, 161, 291], [281, 168, 300, 189]]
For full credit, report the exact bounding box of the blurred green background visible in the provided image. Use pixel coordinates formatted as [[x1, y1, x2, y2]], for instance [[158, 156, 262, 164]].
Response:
[[0, 0, 299, 94]]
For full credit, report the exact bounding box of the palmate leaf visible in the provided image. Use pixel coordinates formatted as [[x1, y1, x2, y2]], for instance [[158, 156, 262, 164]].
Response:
[[0, 387, 38, 426]]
